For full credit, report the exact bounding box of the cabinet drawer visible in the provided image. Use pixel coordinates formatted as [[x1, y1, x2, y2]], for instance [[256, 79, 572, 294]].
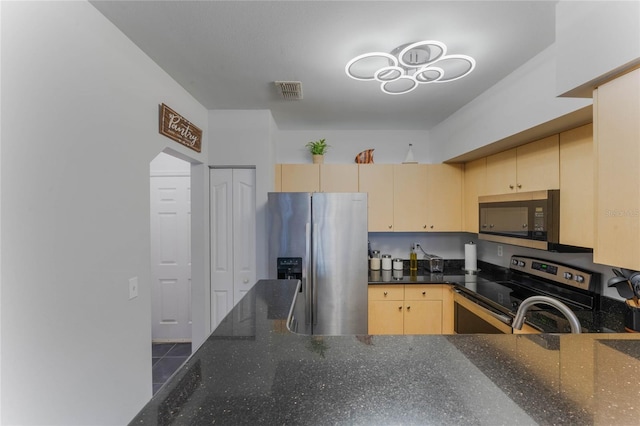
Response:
[[405, 284, 443, 300], [368, 285, 404, 301]]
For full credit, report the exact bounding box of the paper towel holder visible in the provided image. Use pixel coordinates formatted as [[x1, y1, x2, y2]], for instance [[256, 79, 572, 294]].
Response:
[[464, 241, 479, 275]]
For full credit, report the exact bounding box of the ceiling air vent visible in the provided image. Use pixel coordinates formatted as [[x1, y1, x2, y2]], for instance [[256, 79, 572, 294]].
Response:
[[275, 81, 303, 100]]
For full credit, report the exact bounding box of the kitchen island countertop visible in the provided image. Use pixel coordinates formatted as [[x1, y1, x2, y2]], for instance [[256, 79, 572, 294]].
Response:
[[130, 279, 640, 426]]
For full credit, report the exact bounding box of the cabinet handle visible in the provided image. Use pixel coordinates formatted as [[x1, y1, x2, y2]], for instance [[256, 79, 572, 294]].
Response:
[[422, 291, 426, 295], [423, 225, 427, 229], [509, 184, 514, 189], [398, 306, 403, 310], [517, 184, 522, 189], [383, 291, 388, 296], [430, 225, 434, 229], [388, 225, 392, 229], [406, 305, 411, 310], [522, 224, 528, 229]]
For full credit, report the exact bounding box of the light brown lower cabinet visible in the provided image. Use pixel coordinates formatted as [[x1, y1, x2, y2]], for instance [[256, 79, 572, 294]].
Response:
[[368, 284, 452, 335]]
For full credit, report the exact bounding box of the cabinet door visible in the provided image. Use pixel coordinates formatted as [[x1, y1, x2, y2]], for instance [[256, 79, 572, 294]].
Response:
[[425, 164, 463, 231], [403, 301, 442, 334], [463, 158, 486, 233], [559, 124, 594, 248], [594, 69, 640, 269], [281, 164, 320, 192], [368, 300, 404, 334], [404, 285, 444, 334], [368, 286, 403, 334], [441, 285, 454, 334], [358, 164, 394, 231], [516, 135, 559, 192], [320, 164, 359, 192], [485, 148, 517, 195], [393, 164, 428, 231]]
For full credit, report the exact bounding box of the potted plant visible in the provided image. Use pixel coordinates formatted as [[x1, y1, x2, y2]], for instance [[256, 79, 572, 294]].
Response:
[[305, 139, 330, 164]]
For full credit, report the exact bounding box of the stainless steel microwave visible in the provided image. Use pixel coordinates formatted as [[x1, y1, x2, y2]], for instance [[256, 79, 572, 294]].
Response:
[[478, 190, 583, 252]]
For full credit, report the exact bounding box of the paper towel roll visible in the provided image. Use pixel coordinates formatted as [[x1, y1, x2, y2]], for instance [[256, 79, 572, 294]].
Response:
[[465, 242, 477, 272]]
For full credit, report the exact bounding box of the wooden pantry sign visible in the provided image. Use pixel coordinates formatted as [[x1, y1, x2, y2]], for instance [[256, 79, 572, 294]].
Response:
[[159, 103, 202, 153]]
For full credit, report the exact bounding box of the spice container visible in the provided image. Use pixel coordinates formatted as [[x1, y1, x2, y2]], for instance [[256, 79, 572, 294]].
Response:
[[370, 250, 381, 270], [381, 254, 392, 270], [393, 258, 403, 270]]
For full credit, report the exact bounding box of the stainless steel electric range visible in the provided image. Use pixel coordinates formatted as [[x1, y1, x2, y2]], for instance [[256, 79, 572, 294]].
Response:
[[454, 255, 602, 334]]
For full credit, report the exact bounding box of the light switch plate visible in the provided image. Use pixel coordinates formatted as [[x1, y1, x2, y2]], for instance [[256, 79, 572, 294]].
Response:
[[129, 277, 138, 300]]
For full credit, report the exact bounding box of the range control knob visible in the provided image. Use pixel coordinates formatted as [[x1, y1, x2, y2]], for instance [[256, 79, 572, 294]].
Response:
[[518, 261, 526, 267], [563, 272, 573, 280], [512, 259, 519, 265], [575, 275, 585, 283]]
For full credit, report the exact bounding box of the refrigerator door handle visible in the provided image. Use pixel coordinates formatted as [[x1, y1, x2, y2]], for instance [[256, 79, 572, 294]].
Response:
[[312, 222, 319, 327], [305, 222, 312, 327]]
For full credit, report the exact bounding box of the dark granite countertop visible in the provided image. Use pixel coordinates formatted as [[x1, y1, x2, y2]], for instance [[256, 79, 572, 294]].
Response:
[[368, 260, 627, 333], [130, 279, 640, 425]]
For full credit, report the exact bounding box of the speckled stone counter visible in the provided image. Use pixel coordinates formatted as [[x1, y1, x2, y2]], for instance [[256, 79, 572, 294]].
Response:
[[130, 280, 640, 426], [368, 264, 626, 333]]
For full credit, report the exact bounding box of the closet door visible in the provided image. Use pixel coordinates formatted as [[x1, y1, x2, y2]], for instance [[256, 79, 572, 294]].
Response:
[[232, 169, 256, 304], [209, 168, 256, 331]]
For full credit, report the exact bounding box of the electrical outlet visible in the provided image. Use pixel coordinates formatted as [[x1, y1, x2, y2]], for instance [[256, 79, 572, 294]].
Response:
[[129, 277, 139, 300], [497, 245, 503, 257]]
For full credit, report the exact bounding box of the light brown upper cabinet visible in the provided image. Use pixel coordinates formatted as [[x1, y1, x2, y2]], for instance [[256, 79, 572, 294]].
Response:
[[593, 68, 640, 269], [279, 164, 320, 192], [277, 164, 358, 193], [393, 164, 429, 232], [559, 123, 594, 249], [319, 164, 359, 192], [463, 158, 487, 233], [358, 164, 394, 231], [425, 164, 464, 231], [485, 135, 560, 195]]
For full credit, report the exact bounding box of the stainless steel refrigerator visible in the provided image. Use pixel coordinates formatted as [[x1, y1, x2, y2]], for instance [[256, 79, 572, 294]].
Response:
[[268, 192, 368, 335]]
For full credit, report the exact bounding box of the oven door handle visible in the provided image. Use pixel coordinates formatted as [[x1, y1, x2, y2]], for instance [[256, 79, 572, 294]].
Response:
[[454, 289, 512, 325]]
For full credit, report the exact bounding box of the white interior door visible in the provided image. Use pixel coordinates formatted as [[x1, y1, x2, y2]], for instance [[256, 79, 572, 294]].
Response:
[[233, 169, 256, 304], [150, 155, 192, 342], [210, 168, 256, 331]]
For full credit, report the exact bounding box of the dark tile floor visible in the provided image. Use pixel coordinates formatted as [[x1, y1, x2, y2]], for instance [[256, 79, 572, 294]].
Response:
[[152, 342, 192, 394]]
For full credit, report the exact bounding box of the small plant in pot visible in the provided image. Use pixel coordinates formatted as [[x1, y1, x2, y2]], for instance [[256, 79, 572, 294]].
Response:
[[306, 139, 330, 164]]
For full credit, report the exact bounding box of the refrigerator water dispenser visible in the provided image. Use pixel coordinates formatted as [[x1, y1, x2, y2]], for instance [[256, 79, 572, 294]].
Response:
[[277, 257, 302, 280]]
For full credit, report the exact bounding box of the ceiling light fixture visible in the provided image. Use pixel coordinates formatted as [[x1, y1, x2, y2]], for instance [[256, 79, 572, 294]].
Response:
[[345, 40, 475, 95]]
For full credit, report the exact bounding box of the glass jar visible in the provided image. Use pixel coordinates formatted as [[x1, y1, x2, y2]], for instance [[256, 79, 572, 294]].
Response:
[[381, 254, 392, 270], [370, 250, 381, 270]]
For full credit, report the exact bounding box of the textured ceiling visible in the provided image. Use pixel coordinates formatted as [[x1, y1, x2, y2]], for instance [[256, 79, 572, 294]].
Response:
[[91, 1, 558, 131]]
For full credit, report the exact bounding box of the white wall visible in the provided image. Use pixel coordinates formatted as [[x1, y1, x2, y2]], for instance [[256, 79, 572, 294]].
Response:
[[277, 130, 430, 164], [208, 110, 277, 279], [429, 45, 592, 162], [1, 2, 208, 425], [556, 0, 640, 97]]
